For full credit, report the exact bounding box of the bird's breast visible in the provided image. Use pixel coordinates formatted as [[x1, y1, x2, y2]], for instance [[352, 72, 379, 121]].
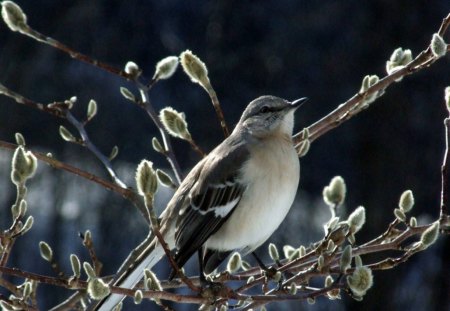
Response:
[[206, 138, 300, 252]]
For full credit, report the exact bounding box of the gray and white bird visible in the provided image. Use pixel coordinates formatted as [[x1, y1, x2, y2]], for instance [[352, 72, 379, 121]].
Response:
[[93, 95, 306, 310]]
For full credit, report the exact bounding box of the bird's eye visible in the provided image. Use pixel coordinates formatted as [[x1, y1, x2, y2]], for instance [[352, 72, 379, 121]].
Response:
[[259, 106, 270, 113]]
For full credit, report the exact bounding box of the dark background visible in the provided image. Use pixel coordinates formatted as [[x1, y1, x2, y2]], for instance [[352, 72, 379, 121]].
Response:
[[1, 1, 449, 310]]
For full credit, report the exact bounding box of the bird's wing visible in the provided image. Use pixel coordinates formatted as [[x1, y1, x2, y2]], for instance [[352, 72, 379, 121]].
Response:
[[173, 135, 249, 269]]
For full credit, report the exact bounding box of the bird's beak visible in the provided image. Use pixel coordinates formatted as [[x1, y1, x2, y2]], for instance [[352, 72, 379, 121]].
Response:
[[289, 97, 308, 110]]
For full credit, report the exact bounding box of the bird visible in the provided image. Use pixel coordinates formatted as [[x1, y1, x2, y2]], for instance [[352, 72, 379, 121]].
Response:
[[92, 95, 306, 310]]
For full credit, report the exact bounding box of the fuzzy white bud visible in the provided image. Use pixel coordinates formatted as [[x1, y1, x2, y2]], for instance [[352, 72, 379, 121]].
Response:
[[399, 190, 414, 213], [159, 107, 191, 140], [347, 206, 366, 234], [419, 221, 440, 249], [180, 50, 209, 86], [87, 278, 110, 300], [347, 266, 373, 297], [430, 33, 447, 58], [70, 254, 81, 278], [268, 243, 279, 261], [227, 252, 242, 273], [136, 160, 158, 197], [11, 146, 37, 185], [1, 1, 27, 32], [154, 56, 179, 80], [39, 241, 53, 262], [323, 176, 346, 206], [124, 61, 141, 78]]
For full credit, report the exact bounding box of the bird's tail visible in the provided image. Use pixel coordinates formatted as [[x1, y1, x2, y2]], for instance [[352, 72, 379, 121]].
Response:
[[91, 239, 164, 311]]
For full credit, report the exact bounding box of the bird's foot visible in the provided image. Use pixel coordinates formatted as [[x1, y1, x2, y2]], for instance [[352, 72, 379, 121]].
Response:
[[200, 278, 232, 307], [262, 267, 284, 291]]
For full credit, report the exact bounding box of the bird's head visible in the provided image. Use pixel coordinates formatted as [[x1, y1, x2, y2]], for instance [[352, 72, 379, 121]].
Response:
[[236, 95, 307, 139]]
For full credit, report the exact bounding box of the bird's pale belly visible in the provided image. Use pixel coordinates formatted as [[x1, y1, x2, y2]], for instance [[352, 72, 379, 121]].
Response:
[[205, 143, 300, 253]]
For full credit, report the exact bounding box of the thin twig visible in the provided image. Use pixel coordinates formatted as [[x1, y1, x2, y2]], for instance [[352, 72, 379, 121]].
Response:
[[82, 232, 103, 276], [0, 266, 206, 305], [293, 12, 450, 149], [136, 81, 183, 184], [440, 117, 450, 224], [20, 26, 130, 80], [187, 138, 206, 158], [204, 82, 230, 137], [143, 195, 200, 292], [0, 140, 150, 223], [65, 112, 127, 188]]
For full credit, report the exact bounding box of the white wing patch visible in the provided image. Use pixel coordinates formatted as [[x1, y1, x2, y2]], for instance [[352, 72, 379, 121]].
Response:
[[212, 196, 240, 217]]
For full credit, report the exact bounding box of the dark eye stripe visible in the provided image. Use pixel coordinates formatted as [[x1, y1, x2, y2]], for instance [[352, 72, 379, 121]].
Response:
[[260, 106, 270, 113]]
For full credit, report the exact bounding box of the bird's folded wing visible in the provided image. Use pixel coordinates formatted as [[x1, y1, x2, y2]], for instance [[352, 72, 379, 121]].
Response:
[[173, 135, 249, 268]]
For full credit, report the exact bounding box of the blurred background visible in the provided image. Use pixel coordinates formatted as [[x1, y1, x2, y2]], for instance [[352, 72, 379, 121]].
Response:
[[1, 0, 449, 310]]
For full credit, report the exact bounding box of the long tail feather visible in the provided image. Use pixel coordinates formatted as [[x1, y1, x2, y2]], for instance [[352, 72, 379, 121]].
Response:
[[91, 241, 164, 311]]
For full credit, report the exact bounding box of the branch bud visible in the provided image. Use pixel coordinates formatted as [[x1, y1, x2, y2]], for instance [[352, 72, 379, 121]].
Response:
[[23, 281, 32, 298], [11, 146, 37, 185], [289, 282, 298, 295], [153, 56, 179, 80], [297, 138, 310, 157], [124, 61, 141, 79], [272, 271, 282, 282], [156, 169, 175, 188], [317, 255, 325, 269], [59, 125, 76, 142], [134, 290, 143, 304], [39, 241, 53, 262], [180, 50, 210, 86], [87, 278, 110, 300], [340, 245, 352, 272], [241, 260, 251, 271], [152, 137, 164, 153], [307, 298, 315, 305], [12, 199, 26, 219], [70, 254, 81, 278], [445, 86, 450, 113], [419, 221, 440, 249], [347, 266, 373, 297], [299, 245, 306, 257], [268, 243, 279, 261], [394, 208, 406, 222], [159, 107, 191, 140], [430, 33, 447, 58], [15, 132, 25, 146], [354, 255, 363, 268], [359, 75, 379, 104], [347, 206, 366, 234], [87, 99, 97, 121], [283, 245, 295, 259], [227, 252, 242, 273], [83, 262, 96, 280], [386, 47, 413, 75], [1, 1, 28, 32], [120, 87, 136, 102], [108, 146, 119, 161], [20, 215, 33, 234], [143, 269, 162, 291], [326, 239, 335, 252], [323, 176, 346, 206], [136, 160, 158, 197], [398, 189, 414, 213]]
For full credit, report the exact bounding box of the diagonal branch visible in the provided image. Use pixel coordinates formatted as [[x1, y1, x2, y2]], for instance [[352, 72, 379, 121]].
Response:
[[294, 12, 450, 150]]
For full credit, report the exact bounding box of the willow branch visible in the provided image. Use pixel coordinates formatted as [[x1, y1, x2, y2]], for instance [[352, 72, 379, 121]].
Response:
[[294, 13, 450, 150], [136, 81, 183, 183], [0, 140, 150, 223], [440, 116, 450, 226]]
